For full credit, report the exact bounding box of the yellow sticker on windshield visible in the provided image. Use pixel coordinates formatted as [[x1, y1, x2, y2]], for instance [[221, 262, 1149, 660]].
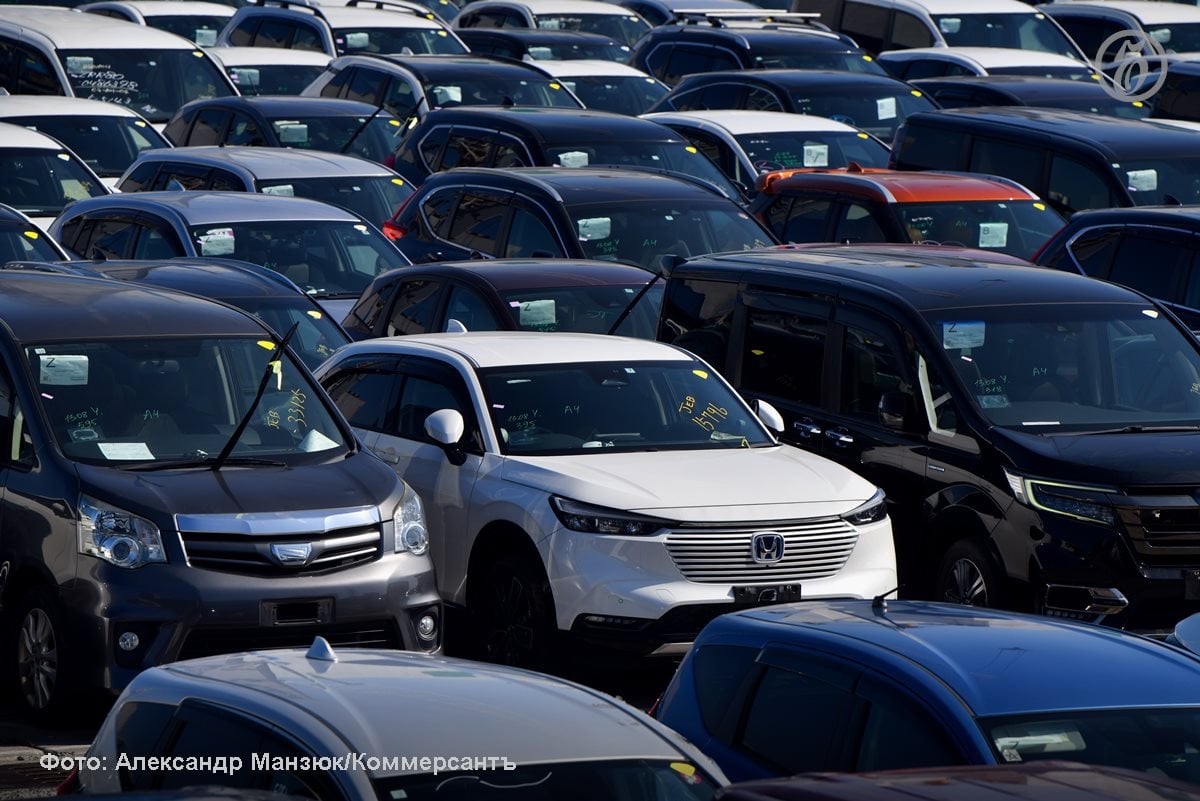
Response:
[[863, 55, 873, 61], [22, 230, 38, 240], [257, 340, 275, 350], [671, 764, 696, 777], [685, 146, 698, 154], [550, 82, 561, 89], [1033, 202, 1046, 211], [857, 132, 869, 139], [389, 119, 401, 126], [693, 369, 708, 379], [392, 178, 405, 185], [192, 50, 204, 57], [751, 349, 764, 356], [1133, 100, 1144, 107], [437, 29, 447, 34], [307, 310, 323, 319], [911, 90, 923, 97], [134, 120, 147, 127]]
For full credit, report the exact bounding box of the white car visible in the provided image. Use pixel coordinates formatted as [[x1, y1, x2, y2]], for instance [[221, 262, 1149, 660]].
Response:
[[204, 46, 333, 95], [877, 46, 1102, 82], [454, 0, 653, 47], [535, 59, 669, 115], [76, 0, 235, 46], [315, 332, 897, 668], [0, 122, 109, 228]]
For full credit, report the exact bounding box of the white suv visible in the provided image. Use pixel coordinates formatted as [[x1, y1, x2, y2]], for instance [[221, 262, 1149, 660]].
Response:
[[315, 331, 897, 667]]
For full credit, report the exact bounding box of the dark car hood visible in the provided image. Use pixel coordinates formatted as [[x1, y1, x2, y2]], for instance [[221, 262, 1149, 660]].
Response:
[[994, 426, 1200, 486], [75, 450, 399, 531]]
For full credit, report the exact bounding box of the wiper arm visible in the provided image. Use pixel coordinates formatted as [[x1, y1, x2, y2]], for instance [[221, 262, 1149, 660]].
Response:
[[127, 456, 287, 472], [339, 105, 386, 156], [210, 321, 301, 472], [1067, 424, 1200, 436]]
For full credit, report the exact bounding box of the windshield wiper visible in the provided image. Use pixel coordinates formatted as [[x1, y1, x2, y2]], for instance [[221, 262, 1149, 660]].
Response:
[[1066, 424, 1200, 436], [339, 105, 386, 156], [210, 321, 301, 471], [126, 455, 287, 471]]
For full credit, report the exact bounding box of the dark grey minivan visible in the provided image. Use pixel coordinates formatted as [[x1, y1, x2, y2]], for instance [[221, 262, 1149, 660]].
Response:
[[0, 272, 440, 721]]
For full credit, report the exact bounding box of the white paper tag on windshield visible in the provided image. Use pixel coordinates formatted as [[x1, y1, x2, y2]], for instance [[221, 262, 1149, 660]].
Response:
[[876, 96, 897, 121], [194, 28, 217, 46], [198, 228, 235, 256], [803, 144, 829, 167], [1127, 168, 1158, 192], [978, 222, 1009, 248], [98, 442, 155, 460], [943, 321, 985, 349], [262, 184, 295, 197], [40, 354, 88, 386], [519, 299, 556, 327], [558, 150, 589, 168]]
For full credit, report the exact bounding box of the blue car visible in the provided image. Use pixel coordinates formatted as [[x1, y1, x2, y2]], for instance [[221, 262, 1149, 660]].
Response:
[[656, 599, 1200, 784]]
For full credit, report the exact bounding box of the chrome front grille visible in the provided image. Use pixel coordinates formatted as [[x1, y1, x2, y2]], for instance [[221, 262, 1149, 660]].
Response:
[[180, 525, 382, 576], [665, 520, 858, 584]]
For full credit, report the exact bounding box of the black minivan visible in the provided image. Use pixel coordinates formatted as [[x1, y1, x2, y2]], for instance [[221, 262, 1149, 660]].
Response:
[[0, 271, 440, 721], [658, 244, 1200, 634]]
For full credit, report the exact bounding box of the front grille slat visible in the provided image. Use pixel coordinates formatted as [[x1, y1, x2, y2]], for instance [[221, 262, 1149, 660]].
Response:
[[180, 525, 383, 577], [665, 521, 858, 584], [177, 620, 401, 661]]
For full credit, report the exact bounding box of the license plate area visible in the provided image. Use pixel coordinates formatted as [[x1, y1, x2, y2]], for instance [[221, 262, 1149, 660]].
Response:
[[261, 598, 333, 626], [732, 584, 801, 605]]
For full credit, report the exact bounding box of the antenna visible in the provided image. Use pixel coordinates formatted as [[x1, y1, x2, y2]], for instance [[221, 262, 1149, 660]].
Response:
[[306, 635, 338, 662], [872, 586, 899, 612]]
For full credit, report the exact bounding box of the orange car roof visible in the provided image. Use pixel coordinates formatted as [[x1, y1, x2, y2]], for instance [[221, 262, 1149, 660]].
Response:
[[757, 166, 1040, 204]]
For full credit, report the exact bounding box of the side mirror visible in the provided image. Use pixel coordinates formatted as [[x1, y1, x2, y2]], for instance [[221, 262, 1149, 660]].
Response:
[[878, 391, 914, 431], [753, 398, 785, 434], [425, 408, 467, 465]]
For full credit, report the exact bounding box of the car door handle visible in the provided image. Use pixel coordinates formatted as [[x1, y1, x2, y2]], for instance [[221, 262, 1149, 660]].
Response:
[[825, 429, 854, 447], [792, 420, 822, 437], [371, 448, 400, 465]]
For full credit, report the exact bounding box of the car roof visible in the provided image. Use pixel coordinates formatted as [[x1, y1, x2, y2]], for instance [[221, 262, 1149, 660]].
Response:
[[133, 146, 395, 179], [0, 6, 204, 48], [183, 95, 387, 117], [881, 46, 1091, 69], [311, 6, 447, 29], [716, 599, 1200, 716], [100, 1, 235, 16], [0, 95, 151, 119], [154, 645, 692, 771], [871, 0, 1041, 13], [644, 109, 858, 135], [204, 46, 333, 67], [346, 330, 689, 367], [915, 75, 1124, 103], [0, 271, 264, 342], [456, 27, 619, 43], [62, 191, 364, 225], [1053, 205, 1200, 229], [418, 106, 677, 140], [1051, 0, 1200, 24], [536, 59, 653, 77], [676, 245, 1142, 312], [0, 121, 75, 150], [679, 69, 912, 90], [472, 0, 639, 14], [382, 258, 653, 290], [433, 166, 735, 203], [909, 107, 1200, 159], [338, 52, 551, 79], [763, 168, 1040, 202], [652, 26, 850, 47], [76, 258, 306, 299]]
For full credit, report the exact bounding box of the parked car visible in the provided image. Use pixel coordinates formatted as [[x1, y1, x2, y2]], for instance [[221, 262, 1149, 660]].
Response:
[[793, 0, 1089, 61], [217, 0, 468, 57], [300, 53, 584, 125], [1132, 61, 1200, 124], [0, 122, 109, 228], [646, 70, 938, 143], [385, 167, 775, 267], [628, 14, 884, 87], [748, 166, 1065, 259], [48, 192, 411, 320], [616, 0, 758, 27], [390, 107, 740, 201], [656, 243, 1200, 630], [0, 269, 441, 721], [535, 59, 669, 116], [1034, 206, 1200, 335], [877, 46, 1102, 81], [656, 599, 1200, 781], [204, 46, 332, 95], [910, 75, 1150, 119], [316, 332, 896, 665], [115, 147, 414, 229], [891, 108, 1200, 215], [0, 95, 172, 189], [453, 0, 653, 47], [0, 204, 70, 263], [77, 1, 236, 46], [1043, 1, 1200, 67], [81, 639, 727, 796], [643, 110, 891, 194], [0, 7, 237, 127], [454, 27, 631, 60], [340, 258, 662, 340]]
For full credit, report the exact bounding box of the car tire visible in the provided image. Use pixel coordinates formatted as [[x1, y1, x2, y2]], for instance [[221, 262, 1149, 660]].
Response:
[[476, 554, 558, 672], [937, 538, 1003, 609], [11, 586, 74, 722]]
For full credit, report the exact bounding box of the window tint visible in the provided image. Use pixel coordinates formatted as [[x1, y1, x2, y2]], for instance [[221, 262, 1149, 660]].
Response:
[[856, 678, 964, 771], [1047, 155, 1113, 214], [833, 202, 886, 243], [419, 126, 452, 171], [445, 285, 502, 331], [118, 161, 160, 193], [740, 666, 862, 773], [291, 23, 324, 52], [658, 277, 737, 370], [494, 139, 530, 168], [441, 132, 494, 170], [132, 226, 184, 260], [326, 368, 397, 432], [227, 113, 266, 147], [840, 322, 910, 421], [448, 190, 508, 255], [226, 19, 258, 47], [1108, 232, 1192, 302], [421, 188, 458, 237], [159, 705, 263, 790], [895, 122, 967, 170], [346, 68, 387, 105], [253, 19, 293, 48], [189, 108, 228, 146], [692, 645, 760, 737], [780, 198, 833, 242], [320, 68, 353, 98], [384, 79, 418, 119], [88, 219, 138, 259], [347, 281, 397, 332], [387, 279, 441, 335], [17, 46, 60, 95], [841, 0, 889, 54], [700, 82, 746, 109], [114, 702, 177, 790], [743, 303, 827, 406], [968, 138, 1043, 196], [505, 206, 563, 257], [1066, 227, 1120, 277], [796, 0, 842, 27], [745, 86, 783, 112], [890, 11, 932, 48], [395, 369, 475, 444], [155, 164, 209, 191], [209, 169, 244, 191]]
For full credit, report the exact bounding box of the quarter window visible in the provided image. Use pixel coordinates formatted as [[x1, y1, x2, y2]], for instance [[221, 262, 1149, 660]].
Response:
[[189, 109, 229, 147], [326, 367, 397, 432], [658, 277, 737, 369], [1047, 155, 1113, 215], [447, 191, 508, 256], [386, 279, 442, 335], [739, 666, 862, 773], [440, 132, 494, 170], [839, 322, 910, 421], [1066, 227, 1120, 277], [445, 286, 503, 331], [504, 206, 562, 258]]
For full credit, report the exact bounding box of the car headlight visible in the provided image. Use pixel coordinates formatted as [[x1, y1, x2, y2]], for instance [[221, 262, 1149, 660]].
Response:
[[396, 488, 428, 555], [78, 496, 165, 569], [1003, 468, 1116, 527], [550, 497, 672, 536], [841, 488, 887, 525]]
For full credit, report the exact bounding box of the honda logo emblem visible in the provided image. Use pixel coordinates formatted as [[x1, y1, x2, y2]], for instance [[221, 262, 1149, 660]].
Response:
[[271, 543, 312, 565], [751, 532, 785, 564]]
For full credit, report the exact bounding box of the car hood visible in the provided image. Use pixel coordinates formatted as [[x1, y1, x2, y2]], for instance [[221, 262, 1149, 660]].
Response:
[[995, 426, 1200, 486], [500, 445, 875, 522]]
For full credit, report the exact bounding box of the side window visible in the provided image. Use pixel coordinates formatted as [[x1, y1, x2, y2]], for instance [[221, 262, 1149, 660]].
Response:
[[856, 675, 965, 771], [225, 19, 258, 47], [445, 285, 503, 331], [16, 46, 60, 95], [440, 132, 495, 170], [841, 0, 889, 54], [113, 701, 178, 790], [1058, 18, 1124, 64], [662, 47, 717, 85], [795, 0, 842, 27], [890, 11, 933, 49], [188, 108, 229, 147], [1047, 155, 1114, 215], [253, 18, 293, 48], [88, 218, 139, 259], [421, 188, 459, 238], [157, 705, 265, 790], [493, 138, 530, 168], [346, 68, 387, 105], [387, 279, 442, 335], [658, 277, 737, 371], [894, 123, 967, 171], [905, 61, 950, 79], [839, 321, 911, 422], [968, 138, 1043, 198], [394, 362, 480, 449], [745, 87, 783, 112], [1066, 227, 1120, 277], [832, 202, 886, 243], [325, 365, 398, 432], [665, 87, 705, 112], [154, 164, 209, 191], [691, 645, 760, 738], [0, 364, 32, 467], [447, 190, 509, 256], [762, 196, 792, 239], [162, 109, 194, 146], [227, 113, 266, 147], [56, 216, 91, 254], [347, 281, 397, 332], [1108, 231, 1192, 302], [741, 298, 829, 406], [781, 198, 834, 243], [291, 22, 324, 52], [209, 169, 245, 191], [700, 82, 747, 109], [383, 78, 418, 119], [132, 226, 185, 260], [118, 161, 160, 193], [319, 68, 353, 98], [504, 205, 563, 258], [419, 126, 452, 171]]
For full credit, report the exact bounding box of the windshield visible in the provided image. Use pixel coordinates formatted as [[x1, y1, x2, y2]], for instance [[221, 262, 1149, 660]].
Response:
[[893, 200, 1065, 260], [0, 221, 65, 261], [481, 360, 772, 455], [375, 760, 718, 801], [225, 297, 349, 369], [735, 131, 889, 172], [1043, 94, 1151, 120], [931, 13, 1082, 58], [1117, 157, 1200, 206], [332, 26, 467, 55], [59, 48, 234, 122], [256, 175, 414, 228], [546, 141, 741, 201], [4, 115, 169, 177], [569, 200, 772, 268], [557, 75, 668, 115], [925, 302, 1200, 430], [981, 708, 1200, 783], [188, 220, 408, 298], [426, 76, 582, 108], [227, 65, 328, 96], [790, 86, 937, 141], [0, 148, 106, 216], [988, 65, 1098, 81], [751, 49, 886, 75], [525, 40, 629, 60], [499, 281, 663, 338], [146, 16, 230, 46], [28, 337, 346, 466], [535, 13, 651, 46], [1142, 22, 1200, 52], [267, 114, 407, 164]]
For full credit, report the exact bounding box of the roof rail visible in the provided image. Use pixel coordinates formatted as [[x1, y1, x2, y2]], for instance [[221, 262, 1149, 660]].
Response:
[[250, 0, 326, 19], [925, 170, 1038, 197], [345, 0, 438, 20], [669, 9, 819, 27]]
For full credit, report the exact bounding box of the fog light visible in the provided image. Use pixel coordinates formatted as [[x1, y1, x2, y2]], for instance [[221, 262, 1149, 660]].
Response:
[[118, 631, 140, 651], [417, 615, 437, 641]]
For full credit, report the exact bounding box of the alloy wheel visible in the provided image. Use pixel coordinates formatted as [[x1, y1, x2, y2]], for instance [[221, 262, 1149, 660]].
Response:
[[17, 608, 57, 710]]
